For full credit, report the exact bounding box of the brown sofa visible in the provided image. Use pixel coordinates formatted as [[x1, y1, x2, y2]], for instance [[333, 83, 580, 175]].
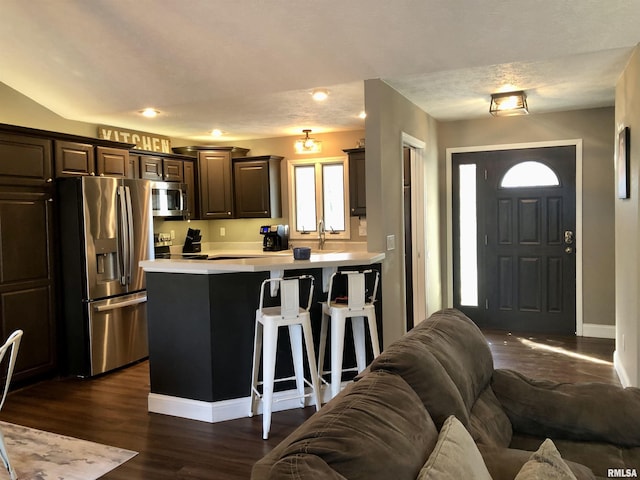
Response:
[[252, 309, 640, 480]]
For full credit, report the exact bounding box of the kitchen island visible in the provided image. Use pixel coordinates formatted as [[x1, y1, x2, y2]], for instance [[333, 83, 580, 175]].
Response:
[[140, 250, 385, 423]]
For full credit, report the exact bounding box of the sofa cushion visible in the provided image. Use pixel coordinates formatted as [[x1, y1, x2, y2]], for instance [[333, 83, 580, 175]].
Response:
[[511, 434, 640, 479], [479, 445, 596, 480], [469, 384, 513, 448], [370, 308, 493, 427], [417, 415, 492, 480], [265, 370, 439, 480], [492, 369, 640, 446], [514, 439, 577, 480]]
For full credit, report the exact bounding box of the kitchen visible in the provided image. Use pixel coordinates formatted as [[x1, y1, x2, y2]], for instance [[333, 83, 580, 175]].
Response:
[[0, 120, 374, 390]]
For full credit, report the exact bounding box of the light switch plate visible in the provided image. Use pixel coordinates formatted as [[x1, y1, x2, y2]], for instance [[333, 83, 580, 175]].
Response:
[[386, 234, 395, 251]]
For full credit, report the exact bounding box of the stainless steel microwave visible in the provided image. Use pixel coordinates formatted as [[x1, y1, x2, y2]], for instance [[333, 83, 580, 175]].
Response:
[[151, 181, 188, 218]]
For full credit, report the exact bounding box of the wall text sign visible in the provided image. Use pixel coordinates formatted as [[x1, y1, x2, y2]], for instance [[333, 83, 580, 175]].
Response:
[[98, 125, 171, 153]]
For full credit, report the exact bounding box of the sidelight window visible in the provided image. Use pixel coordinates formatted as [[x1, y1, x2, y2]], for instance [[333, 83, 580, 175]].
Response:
[[458, 164, 478, 306], [288, 157, 350, 240]]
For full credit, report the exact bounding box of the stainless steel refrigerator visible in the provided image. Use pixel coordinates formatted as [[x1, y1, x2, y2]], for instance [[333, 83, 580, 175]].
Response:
[[58, 176, 153, 376]]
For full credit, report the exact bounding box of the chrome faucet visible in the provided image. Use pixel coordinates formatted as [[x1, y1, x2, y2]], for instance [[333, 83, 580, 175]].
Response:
[[318, 219, 326, 250]]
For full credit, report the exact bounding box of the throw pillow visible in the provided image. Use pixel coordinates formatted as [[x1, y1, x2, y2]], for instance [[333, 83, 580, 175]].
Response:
[[417, 415, 493, 480], [514, 438, 577, 480]]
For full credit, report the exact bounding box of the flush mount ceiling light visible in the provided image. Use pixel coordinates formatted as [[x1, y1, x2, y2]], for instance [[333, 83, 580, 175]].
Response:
[[489, 91, 528, 117], [294, 129, 322, 154], [311, 89, 329, 101], [140, 108, 160, 118]]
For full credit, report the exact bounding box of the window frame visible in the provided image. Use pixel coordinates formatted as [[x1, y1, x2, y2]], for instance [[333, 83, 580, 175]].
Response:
[[287, 155, 351, 241]]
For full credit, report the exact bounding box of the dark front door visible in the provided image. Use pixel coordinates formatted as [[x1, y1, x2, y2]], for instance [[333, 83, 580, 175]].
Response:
[[453, 146, 576, 334]]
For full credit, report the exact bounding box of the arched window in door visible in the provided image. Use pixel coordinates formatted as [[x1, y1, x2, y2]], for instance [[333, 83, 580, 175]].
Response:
[[500, 161, 560, 188]]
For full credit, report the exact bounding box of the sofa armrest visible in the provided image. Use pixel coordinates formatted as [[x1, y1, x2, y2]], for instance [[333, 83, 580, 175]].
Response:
[[491, 369, 640, 446]]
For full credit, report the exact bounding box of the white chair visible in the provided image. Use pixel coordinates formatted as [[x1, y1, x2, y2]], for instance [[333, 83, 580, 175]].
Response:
[[0, 330, 23, 480], [249, 276, 321, 440], [318, 270, 381, 399]]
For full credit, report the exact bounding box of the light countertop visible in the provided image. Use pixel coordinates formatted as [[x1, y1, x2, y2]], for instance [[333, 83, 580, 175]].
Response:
[[140, 250, 385, 275]]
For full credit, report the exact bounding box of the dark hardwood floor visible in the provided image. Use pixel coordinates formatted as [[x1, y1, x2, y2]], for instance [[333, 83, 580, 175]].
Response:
[[0, 330, 618, 479]]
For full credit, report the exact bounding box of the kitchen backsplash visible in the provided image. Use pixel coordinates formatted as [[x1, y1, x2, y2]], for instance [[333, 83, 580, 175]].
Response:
[[153, 216, 366, 249]]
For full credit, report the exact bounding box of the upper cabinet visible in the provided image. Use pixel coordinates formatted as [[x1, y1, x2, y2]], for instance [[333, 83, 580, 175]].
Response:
[[233, 155, 283, 218], [344, 147, 366, 216], [55, 140, 94, 177], [55, 141, 129, 178], [197, 148, 234, 219], [96, 146, 129, 177], [169, 146, 283, 220], [0, 133, 53, 187], [137, 153, 184, 183]]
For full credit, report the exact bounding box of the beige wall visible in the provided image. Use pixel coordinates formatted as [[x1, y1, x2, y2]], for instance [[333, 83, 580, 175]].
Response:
[[438, 108, 616, 335], [615, 45, 640, 387], [364, 79, 442, 348], [0, 82, 98, 137]]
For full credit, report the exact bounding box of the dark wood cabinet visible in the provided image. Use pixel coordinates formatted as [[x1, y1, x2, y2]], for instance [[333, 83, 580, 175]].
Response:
[[127, 153, 140, 179], [139, 155, 163, 180], [233, 156, 282, 218], [138, 153, 185, 183], [55, 142, 129, 178], [55, 140, 95, 177], [345, 148, 366, 216], [0, 132, 56, 382], [163, 159, 184, 183], [197, 148, 234, 219], [0, 133, 53, 187], [183, 160, 196, 219], [96, 146, 129, 177]]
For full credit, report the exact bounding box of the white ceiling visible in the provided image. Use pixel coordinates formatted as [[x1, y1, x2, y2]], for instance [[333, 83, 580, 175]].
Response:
[[1, 1, 638, 141]]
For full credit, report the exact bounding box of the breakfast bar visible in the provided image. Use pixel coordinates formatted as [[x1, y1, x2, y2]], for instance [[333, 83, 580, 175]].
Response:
[[140, 251, 385, 423]]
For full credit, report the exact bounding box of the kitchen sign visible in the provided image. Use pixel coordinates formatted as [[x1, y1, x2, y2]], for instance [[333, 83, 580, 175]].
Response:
[[98, 125, 171, 153]]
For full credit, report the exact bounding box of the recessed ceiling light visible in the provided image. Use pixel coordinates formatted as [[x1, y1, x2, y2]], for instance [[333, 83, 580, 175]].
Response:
[[359, 111, 367, 119], [211, 129, 224, 137], [311, 89, 329, 101], [140, 108, 159, 118]]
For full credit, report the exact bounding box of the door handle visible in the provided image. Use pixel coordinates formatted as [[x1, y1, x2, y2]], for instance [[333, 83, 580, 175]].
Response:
[[564, 230, 574, 245]]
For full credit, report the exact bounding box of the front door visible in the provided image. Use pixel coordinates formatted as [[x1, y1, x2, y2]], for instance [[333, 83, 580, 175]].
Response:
[[453, 146, 576, 334]]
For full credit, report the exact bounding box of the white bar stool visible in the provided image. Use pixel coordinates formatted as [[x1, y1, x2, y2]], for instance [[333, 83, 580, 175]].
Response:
[[318, 269, 381, 400], [249, 275, 322, 439]]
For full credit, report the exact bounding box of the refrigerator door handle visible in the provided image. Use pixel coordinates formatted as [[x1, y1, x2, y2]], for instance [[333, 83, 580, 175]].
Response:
[[93, 294, 147, 312], [118, 185, 129, 285], [124, 186, 135, 286]]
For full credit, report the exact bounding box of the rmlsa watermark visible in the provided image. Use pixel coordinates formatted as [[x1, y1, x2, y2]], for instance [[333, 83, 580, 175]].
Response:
[[608, 468, 638, 478]]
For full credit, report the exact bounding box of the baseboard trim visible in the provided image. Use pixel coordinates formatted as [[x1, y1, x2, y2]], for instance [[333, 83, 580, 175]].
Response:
[[581, 323, 615, 339], [614, 350, 633, 388], [148, 383, 346, 423]]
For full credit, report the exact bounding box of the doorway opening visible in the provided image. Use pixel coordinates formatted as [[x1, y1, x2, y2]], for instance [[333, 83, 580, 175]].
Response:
[[401, 133, 427, 331]]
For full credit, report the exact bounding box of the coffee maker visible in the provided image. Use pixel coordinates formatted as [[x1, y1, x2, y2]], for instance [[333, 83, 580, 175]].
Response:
[[260, 225, 289, 251]]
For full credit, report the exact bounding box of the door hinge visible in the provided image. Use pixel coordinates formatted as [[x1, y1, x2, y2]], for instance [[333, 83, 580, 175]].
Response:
[[485, 298, 489, 309], [484, 234, 488, 246], [484, 169, 488, 181]]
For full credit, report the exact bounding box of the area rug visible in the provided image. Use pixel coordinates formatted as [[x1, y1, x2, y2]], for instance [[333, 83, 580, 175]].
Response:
[[0, 421, 137, 480]]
